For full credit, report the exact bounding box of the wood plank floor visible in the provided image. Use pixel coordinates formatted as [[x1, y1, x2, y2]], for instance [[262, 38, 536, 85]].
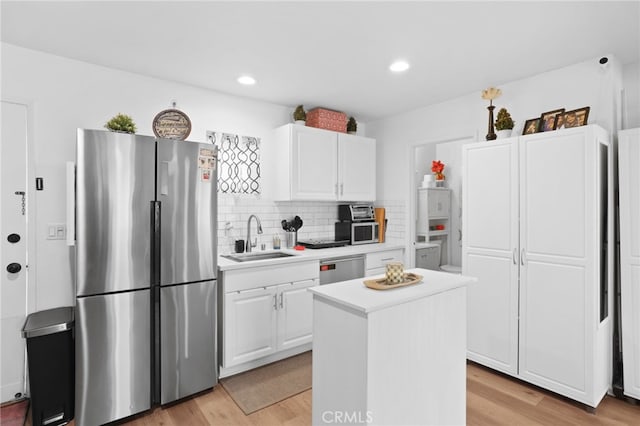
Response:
[[72, 363, 639, 425]]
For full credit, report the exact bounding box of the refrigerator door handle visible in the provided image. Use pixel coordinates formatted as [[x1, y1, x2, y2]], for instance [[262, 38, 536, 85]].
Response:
[[151, 201, 161, 286], [160, 161, 170, 195]]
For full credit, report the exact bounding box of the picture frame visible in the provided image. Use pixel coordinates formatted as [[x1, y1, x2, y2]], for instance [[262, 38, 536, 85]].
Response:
[[557, 106, 590, 129], [539, 108, 565, 132], [523, 118, 541, 135]]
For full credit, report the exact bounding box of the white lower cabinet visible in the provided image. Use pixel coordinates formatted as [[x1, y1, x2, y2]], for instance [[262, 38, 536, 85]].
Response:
[[277, 280, 316, 350], [224, 286, 279, 366], [365, 248, 404, 276], [220, 261, 318, 377]]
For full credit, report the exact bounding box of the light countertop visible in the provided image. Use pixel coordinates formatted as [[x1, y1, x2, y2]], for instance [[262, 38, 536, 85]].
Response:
[[217, 241, 405, 271], [308, 267, 476, 314]]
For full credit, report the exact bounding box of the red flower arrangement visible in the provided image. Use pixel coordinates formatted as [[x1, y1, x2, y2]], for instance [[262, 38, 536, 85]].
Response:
[[431, 160, 445, 180]]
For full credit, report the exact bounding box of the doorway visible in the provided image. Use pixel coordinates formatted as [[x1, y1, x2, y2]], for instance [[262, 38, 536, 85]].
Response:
[[409, 136, 473, 270]]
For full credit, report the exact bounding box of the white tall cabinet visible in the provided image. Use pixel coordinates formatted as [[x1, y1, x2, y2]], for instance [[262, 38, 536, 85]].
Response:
[[462, 125, 613, 408], [618, 128, 640, 401], [268, 124, 376, 201]]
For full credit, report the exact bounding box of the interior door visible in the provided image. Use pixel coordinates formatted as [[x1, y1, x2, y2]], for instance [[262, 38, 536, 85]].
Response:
[[518, 130, 592, 395], [1, 101, 28, 402], [462, 138, 519, 376]]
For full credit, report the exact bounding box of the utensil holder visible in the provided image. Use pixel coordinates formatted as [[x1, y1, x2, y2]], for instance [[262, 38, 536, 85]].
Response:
[[285, 231, 296, 248]]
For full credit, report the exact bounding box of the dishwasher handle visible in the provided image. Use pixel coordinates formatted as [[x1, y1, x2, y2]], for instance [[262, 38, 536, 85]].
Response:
[[320, 255, 365, 267]]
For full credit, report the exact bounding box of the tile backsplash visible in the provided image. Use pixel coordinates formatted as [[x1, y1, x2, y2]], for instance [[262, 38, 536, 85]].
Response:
[[217, 194, 406, 254]]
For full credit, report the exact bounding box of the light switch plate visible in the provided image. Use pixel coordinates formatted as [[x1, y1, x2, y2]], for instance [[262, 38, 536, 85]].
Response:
[[47, 223, 66, 240]]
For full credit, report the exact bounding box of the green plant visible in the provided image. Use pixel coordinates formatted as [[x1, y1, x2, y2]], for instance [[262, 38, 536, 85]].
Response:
[[105, 113, 137, 133], [347, 116, 357, 133], [495, 108, 514, 130], [293, 105, 306, 121]]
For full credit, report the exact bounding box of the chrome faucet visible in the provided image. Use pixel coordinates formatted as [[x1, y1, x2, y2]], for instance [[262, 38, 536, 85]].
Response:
[[246, 214, 263, 253]]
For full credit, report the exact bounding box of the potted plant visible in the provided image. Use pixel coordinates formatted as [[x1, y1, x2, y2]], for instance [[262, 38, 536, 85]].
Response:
[[293, 105, 306, 125], [431, 160, 446, 187], [347, 116, 357, 134], [495, 108, 514, 138], [105, 113, 137, 134]]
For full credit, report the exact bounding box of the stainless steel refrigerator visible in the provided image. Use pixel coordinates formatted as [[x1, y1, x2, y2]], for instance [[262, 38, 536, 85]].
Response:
[[74, 129, 217, 425]]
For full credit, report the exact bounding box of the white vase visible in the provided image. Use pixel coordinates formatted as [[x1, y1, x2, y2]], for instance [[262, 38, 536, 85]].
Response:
[[496, 129, 512, 139], [294, 120, 306, 125]]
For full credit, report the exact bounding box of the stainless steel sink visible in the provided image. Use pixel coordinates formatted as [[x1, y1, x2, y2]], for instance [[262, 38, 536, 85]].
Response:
[[221, 251, 297, 262]]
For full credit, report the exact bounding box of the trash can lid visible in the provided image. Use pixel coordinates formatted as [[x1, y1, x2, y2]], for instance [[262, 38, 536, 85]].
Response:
[[22, 306, 74, 338]]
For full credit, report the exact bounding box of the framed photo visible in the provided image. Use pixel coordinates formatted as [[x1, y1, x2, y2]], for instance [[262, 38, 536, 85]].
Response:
[[539, 108, 565, 132], [557, 106, 590, 129], [523, 118, 541, 135]]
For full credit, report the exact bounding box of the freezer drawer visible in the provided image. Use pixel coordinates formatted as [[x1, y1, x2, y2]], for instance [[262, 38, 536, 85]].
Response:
[[160, 280, 217, 404], [75, 290, 151, 426]]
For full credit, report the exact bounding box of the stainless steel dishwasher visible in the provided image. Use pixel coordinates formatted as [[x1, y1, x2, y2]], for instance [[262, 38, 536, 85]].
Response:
[[319, 255, 365, 285]]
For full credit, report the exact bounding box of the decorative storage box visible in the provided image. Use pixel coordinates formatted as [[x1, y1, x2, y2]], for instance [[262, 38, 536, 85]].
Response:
[[306, 108, 347, 133]]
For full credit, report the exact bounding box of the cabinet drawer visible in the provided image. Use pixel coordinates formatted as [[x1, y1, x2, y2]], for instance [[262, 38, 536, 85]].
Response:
[[223, 260, 319, 293], [365, 267, 386, 277], [365, 249, 404, 270]]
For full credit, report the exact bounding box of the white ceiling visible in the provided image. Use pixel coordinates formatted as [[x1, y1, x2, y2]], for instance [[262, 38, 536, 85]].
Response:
[[2, 1, 639, 122]]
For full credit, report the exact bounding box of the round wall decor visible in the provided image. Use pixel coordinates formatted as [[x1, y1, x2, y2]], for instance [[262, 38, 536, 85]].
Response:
[[152, 108, 192, 140]]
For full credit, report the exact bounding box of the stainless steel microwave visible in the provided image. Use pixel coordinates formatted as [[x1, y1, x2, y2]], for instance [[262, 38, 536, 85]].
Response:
[[335, 221, 379, 245]]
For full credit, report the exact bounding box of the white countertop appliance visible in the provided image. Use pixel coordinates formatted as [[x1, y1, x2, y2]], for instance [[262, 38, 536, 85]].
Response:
[[335, 203, 379, 245]]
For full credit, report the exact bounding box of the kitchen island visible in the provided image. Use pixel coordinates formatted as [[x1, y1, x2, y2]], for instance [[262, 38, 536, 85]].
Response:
[[309, 268, 475, 425]]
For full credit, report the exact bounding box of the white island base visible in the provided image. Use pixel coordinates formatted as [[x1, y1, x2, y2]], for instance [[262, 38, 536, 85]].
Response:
[[309, 268, 475, 425]]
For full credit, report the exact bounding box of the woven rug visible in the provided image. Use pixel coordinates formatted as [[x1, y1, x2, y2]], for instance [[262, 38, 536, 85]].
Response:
[[0, 398, 29, 426], [221, 351, 312, 415]]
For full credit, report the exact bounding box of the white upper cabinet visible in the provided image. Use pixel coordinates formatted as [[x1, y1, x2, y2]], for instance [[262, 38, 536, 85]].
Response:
[[268, 124, 376, 201], [338, 133, 376, 201]]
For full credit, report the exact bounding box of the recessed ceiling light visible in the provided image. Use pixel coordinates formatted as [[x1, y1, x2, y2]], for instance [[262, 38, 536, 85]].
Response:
[[389, 60, 410, 73], [237, 75, 256, 85]]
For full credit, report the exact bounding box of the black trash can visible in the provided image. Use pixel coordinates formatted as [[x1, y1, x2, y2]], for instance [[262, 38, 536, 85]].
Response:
[[22, 307, 74, 426]]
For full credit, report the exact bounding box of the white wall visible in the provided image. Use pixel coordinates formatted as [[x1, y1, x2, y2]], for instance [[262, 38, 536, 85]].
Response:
[[1, 43, 295, 311], [368, 55, 629, 252], [623, 61, 640, 129]]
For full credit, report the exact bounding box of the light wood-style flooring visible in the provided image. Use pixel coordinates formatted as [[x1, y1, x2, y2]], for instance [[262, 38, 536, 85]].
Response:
[[73, 363, 640, 425]]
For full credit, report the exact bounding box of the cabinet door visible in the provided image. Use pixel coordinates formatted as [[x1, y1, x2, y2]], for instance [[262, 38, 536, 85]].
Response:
[[435, 190, 451, 217], [338, 134, 376, 201], [291, 126, 338, 200], [462, 139, 519, 376], [619, 129, 640, 400], [277, 280, 316, 350], [518, 130, 594, 395], [224, 287, 278, 367]]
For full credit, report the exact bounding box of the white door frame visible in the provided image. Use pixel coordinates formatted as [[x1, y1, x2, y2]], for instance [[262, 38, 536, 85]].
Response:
[[1, 98, 37, 401]]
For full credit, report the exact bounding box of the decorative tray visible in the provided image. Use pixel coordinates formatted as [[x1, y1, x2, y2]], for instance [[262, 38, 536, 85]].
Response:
[[364, 273, 423, 290]]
